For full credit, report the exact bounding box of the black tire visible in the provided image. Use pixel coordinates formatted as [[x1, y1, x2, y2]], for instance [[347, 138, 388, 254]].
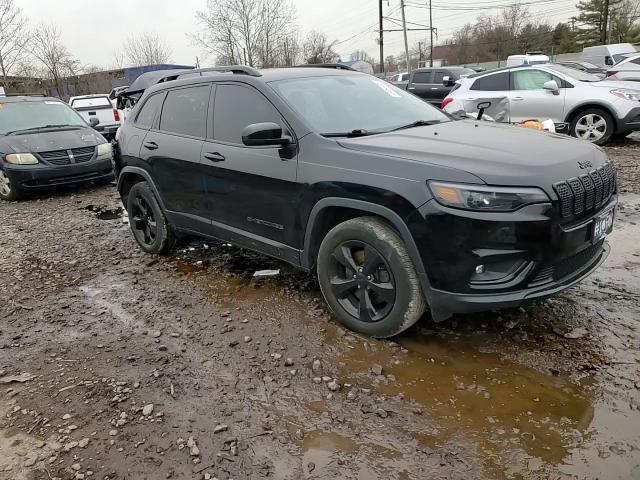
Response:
[[317, 216, 426, 338], [126, 181, 175, 254], [0, 169, 23, 201], [569, 108, 615, 145]]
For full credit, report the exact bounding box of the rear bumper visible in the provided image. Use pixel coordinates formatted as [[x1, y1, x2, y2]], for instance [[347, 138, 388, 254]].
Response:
[[95, 125, 119, 139], [3, 156, 114, 189]]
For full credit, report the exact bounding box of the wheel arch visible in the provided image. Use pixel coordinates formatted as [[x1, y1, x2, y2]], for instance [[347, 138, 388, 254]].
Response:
[[565, 103, 619, 131], [301, 197, 434, 305], [117, 166, 166, 211]]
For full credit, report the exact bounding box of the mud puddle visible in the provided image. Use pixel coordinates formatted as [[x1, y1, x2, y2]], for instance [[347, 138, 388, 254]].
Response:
[[82, 204, 126, 221]]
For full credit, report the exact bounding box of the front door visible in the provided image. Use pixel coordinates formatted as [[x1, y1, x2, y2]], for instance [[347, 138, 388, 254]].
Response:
[[406, 70, 433, 101], [202, 83, 300, 251], [140, 84, 211, 224], [508, 69, 567, 123]]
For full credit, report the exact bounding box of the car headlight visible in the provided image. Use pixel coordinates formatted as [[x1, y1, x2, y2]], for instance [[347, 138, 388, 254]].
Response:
[[429, 181, 549, 212], [611, 88, 640, 101], [5, 153, 38, 165], [97, 142, 112, 156]]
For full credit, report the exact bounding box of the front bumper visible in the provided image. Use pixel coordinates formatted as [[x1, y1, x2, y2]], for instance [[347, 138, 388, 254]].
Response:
[[3, 156, 114, 189], [617, 106, 640, 134], [406, 194, 617, 320]]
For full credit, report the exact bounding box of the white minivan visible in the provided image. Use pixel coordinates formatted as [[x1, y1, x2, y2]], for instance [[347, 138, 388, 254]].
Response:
[[582, 43, 637, 67]]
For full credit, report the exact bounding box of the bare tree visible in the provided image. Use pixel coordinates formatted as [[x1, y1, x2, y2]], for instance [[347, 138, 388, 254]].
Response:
[[31, 24, 79, 97], [192, 0, 297, 68], [350, 49, 375, 63], [0, 0, 31, 88], [124, 32, 172, 67], [303, 30, 339, 64]]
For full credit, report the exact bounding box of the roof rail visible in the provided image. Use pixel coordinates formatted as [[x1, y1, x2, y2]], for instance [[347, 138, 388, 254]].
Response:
[[179, 65, 262, 78], [294, 63, 356, 71]]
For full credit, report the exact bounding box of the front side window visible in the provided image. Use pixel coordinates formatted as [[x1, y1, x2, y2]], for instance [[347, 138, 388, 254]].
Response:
[[471, 72, 510, 91], [432, 71, 447, 84], [0, 101, 86, 135], [213, 84, 283, 144], [159, 85, 210, 138], [135, 93, 164, 129], [511, 70, 561, 90], [271, 74, 450, 135]]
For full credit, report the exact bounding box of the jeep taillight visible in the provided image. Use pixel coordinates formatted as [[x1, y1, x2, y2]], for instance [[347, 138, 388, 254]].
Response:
[[441, 97, 454, 110], [113, 109, 120, 121]]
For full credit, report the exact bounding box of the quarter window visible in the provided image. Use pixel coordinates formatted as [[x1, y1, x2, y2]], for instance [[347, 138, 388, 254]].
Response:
[[470, 72, 510, 91], [213, 84, 283, 144], [631, 57, 640, 65], [159, 85, 210, 138], [135, 93, 164, 129]]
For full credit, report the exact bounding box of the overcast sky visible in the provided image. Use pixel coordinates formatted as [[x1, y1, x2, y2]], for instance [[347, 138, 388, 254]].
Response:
[[17, 0, 579, 68]]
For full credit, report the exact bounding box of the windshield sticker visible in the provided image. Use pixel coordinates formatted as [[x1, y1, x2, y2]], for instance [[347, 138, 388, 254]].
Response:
[[371, 79, 401, 98]]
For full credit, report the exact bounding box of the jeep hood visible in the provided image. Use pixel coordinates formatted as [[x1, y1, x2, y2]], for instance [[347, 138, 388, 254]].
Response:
[[337, 120, 609, 193], [0, 127, 105, 154]]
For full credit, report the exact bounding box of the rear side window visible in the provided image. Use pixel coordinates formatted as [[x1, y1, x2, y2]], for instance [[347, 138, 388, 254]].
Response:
[[471, 72, 510, 91], [71, 97, 111, 109], [135, 94, 164, 129], [159, 85, 210, 138], [213, 84, 283, 144], [432, 71, 447, 83], [631, 57, 640, 65], [412, 72, 432, 83]]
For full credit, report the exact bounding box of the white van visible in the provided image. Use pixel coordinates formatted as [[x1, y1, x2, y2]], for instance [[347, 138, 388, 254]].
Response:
[[506, 53, 550, 67], [582, 43, 637, 67]]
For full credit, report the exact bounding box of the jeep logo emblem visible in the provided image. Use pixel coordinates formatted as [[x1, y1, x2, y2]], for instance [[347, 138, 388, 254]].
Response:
[[578, 160, 593, 170]]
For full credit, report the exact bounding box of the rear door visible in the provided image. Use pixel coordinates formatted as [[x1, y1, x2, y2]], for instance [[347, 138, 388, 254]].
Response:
[[140, 84, 211, 224], [423, 69, 450, 105], [406, 70, 433, 101], [508, 69, 567, 123], [201, 82, 300, 251]]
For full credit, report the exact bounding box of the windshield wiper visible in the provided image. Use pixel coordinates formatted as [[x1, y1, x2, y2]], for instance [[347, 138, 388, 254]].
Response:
[[391, 120, 442, 132], [321, 129, 373, 138], [6, 124, 81, 135]]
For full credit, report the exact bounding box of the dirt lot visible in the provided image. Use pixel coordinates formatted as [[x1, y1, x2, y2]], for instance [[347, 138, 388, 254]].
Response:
[[0, 143, 639, 480]]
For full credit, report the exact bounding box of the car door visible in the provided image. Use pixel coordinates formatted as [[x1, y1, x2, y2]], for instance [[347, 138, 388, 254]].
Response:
[[201, 82, 300, 252], [407, 70, 433, 101], [423, 70, 450, 105], [508, 69, 567, 123], [139, 84, 211, 226]]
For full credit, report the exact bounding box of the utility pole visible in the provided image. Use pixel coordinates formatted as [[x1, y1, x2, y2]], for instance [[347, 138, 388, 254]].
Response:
[[602, 0, 610, 44], [379, 0, 384, 74], [400, 0, 411, 73], [429, 0, 434, 67]]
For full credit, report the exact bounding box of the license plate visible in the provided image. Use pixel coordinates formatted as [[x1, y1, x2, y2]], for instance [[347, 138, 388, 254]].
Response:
[[592, 207, 615, 243]]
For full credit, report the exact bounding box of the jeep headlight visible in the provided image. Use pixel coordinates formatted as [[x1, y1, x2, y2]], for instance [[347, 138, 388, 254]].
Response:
[[5, 153, 38, 165], [611, 88, 640, 101], [97, 142, 112, 156], [429, 181, 549, 212]]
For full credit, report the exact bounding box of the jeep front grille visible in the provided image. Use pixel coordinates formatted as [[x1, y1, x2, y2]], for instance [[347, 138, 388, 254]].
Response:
[[553, 162, 616, 218]]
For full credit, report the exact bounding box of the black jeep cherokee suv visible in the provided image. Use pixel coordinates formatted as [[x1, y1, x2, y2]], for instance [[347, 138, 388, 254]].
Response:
[[116, 66, 616, 338]]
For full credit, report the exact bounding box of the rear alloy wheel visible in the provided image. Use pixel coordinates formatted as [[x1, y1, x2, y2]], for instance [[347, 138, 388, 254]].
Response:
[[570, 109, 614, 145], [317, 217, 426, 338], [0, 170, 22, 201], [126, 181, 175, 254]]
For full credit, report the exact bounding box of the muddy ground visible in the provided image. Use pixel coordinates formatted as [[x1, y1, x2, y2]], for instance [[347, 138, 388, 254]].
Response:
[[0, 143, 639, 480]]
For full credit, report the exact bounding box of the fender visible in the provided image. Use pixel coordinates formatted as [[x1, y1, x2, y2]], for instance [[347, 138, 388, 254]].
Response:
[[301, 197, 441, 315], [117, 166, 168, 211]]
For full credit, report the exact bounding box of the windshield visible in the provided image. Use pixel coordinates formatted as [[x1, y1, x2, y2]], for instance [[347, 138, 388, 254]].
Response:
[[0, 101, 86, 135], [547, 64, 601, 82], [270, 75, 450, 136]]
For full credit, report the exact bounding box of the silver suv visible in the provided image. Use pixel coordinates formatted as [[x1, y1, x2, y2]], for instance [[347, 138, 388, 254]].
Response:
[[442, 64, 640, 144]]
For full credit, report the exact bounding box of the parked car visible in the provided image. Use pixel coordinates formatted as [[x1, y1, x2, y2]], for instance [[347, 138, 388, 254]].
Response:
[[399, 67, 475, 105], [582, 43, 637, 68], [442, 64, 640, 144], [606, 53, 640, 82], [506, 53, 550, 67], [116, 65, 616, 338], [389, 72, 409, 88], [69, 94, 120, 140], [557, 60, 606, 77], [0, 96, 114, 201]]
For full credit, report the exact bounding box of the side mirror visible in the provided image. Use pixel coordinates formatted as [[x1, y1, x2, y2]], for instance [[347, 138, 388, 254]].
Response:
[[242, 122, 291, 147], [442, 76, 455, 87], [89, 117, 100, 128], [605, 56, 614, 66], [543, 80, 560, 95]]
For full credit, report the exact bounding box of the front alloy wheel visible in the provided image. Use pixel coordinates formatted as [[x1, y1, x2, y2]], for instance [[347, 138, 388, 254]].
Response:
[[571, 108, 614, 145]]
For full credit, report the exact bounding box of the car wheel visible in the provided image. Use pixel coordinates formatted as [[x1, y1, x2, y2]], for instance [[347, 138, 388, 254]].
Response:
[[0, 169, 22, 201], [126, 181, 175, 254], [317, 216, 426, 338], [570, 108, 614, 145]]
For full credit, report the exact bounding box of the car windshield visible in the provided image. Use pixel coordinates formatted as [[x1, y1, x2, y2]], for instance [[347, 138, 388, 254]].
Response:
[[270, 74, 450, 136], [547, 64, 602, 82], [0, 101, 86, 135]]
